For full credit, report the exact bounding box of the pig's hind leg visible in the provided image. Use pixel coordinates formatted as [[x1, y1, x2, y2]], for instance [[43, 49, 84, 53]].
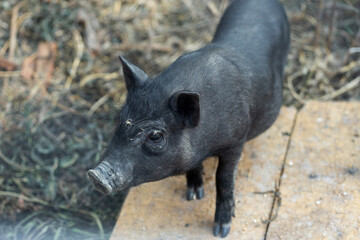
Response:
[[186, 164, 204, 200], [213, 146, 243, 238]]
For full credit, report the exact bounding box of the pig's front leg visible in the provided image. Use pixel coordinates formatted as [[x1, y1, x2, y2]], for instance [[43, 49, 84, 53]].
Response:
[[186, 164, 204, 200], [213, 147, 243, 238]]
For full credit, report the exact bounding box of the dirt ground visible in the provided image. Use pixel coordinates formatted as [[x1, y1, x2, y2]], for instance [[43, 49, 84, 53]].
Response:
[[0, 0, 359, 239]]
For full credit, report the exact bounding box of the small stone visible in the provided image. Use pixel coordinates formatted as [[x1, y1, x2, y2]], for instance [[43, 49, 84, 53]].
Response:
[[317, 117, 323, 123], [253, 219, 258, 223], [308, 173, 318, 179], [316, 200, 321, 205], [288, 161, 293, 166], [346, 166, 358, 175]]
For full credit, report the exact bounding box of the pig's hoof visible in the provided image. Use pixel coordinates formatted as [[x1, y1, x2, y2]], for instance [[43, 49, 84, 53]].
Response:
[[213, 201, 234, 237], [213, 222, 231, 238], [196, 186, 204, 199], [186, 185, 204, 200]]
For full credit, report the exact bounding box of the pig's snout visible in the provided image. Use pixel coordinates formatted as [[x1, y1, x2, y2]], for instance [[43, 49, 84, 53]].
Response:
[[88, 161, 132, 195], [88, 168, 113, 195]]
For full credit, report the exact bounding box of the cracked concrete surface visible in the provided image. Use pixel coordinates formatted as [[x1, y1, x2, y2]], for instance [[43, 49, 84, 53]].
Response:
[[266, 102, 360, 240]]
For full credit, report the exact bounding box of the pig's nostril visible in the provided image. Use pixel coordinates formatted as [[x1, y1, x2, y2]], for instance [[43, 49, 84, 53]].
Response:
[[88, 169, 113, 195]]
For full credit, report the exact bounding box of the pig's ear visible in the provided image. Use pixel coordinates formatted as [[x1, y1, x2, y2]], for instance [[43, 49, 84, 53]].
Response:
[[119, 55, 149, 91], [170, 91, 200, 128]]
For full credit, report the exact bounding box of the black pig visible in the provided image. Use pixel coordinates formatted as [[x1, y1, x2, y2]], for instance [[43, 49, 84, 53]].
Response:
[[88, 0, 289, 237]]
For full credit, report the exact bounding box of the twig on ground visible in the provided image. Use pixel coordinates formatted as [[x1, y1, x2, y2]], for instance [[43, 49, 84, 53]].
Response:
[[79, 72, 121, 87], [326, 0, 337, 50], [65, 29, 84, 90], [88, 94, 110, 116], [108, 42, 173, 54], [0, 150, 33, 172], [314, 0, 324, 48], [0, 70, 21, 78], [9, 1, 24, 61], [2, 1, 23, 98], [319, 76, 360, 101], [0, 191, 46, 205], [0, 41, 9, 56], [287, 70, 306, 104]]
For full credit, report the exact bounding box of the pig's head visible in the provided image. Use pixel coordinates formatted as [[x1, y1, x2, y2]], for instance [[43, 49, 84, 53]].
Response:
[[88, 56, 201, 195]]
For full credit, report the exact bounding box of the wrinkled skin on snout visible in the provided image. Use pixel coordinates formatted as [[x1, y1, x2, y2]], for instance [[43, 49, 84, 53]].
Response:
[[88, 0, 289, 237]]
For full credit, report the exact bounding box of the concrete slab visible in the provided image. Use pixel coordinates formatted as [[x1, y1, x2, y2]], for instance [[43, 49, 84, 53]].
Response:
[[267, 102, 360, 240], [110, 107, 296, 240]]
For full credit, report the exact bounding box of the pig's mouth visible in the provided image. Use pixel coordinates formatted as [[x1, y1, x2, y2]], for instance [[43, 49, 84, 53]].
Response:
[[88, 161, 131, 195]]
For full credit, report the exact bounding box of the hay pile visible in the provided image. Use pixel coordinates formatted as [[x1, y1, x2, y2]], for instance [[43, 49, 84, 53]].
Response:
[[0, 0, 359, 239]]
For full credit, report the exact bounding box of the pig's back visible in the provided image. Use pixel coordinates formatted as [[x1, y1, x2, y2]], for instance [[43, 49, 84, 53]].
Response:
[[212, 0, 288, 60], [210, 0, 290, 141]]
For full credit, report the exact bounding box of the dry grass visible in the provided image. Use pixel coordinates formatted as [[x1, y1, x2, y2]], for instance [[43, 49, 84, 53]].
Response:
[[0, 0, 359, 239], [282, 0, 360, 106]]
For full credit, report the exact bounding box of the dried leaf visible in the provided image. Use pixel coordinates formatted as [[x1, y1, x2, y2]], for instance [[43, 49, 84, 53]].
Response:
[[21, 55, 36, 81], [21, 42, 57, 86], [35, 42, 57, 87], [0, 57, 17, 71]]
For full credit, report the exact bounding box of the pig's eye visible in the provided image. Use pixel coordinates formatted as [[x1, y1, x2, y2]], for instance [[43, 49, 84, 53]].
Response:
[[148, 131, 163, 143], [144, 131, 166, 154]]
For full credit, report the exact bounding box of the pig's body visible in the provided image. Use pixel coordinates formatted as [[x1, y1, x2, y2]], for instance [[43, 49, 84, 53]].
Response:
[[88, 0, 290, 238], [160, 0, 289, 151]]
